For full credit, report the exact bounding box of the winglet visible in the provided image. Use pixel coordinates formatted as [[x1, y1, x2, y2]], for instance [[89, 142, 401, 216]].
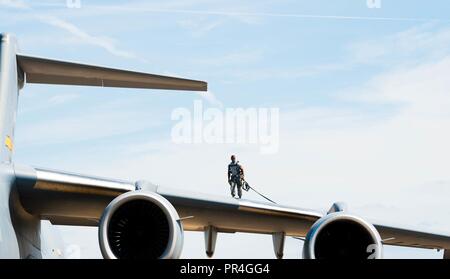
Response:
[[16, 54, 207, 91]]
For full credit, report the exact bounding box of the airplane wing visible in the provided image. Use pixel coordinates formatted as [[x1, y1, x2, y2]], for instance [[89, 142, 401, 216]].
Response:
[[14, 165, 450, 258], [14, 165, 321, 231]]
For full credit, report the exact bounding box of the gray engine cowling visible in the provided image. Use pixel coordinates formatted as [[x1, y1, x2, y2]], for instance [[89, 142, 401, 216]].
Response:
[[303, 212, 383, 259], [99, 191, 183, 259]]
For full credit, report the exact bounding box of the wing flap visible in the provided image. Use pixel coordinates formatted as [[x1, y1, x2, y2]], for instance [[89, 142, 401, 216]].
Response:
[[375, 224, 450, 250], [16, 55, 207, 91]]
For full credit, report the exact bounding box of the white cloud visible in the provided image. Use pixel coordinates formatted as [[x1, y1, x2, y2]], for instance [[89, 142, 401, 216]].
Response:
[[341, 55, 450, 113], [81, 5, 450, 23], [197, 49, 264, 66], [177, 17, 225, 37], [347, 24, 450, 65], [37, 15, 138, 60], [0, 0, 28, 9], [0, 2, 142, 60], [195, 90, 223, 108]]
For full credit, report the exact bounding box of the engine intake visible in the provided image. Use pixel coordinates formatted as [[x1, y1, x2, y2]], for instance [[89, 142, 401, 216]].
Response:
[[303, 213, 383, 259], [99, 191, 183, 259]]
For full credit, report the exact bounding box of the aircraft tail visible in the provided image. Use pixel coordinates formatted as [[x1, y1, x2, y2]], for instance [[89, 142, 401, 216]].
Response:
[[0, 33, 20, 162], [0, 32, 207, 162]]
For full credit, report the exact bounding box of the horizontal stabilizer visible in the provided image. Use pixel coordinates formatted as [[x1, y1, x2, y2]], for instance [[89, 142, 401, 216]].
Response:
[[16, 55, 207, 91]]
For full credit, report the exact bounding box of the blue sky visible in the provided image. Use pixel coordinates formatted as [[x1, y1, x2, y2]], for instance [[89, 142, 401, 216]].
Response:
[[1, 0, 450, 258]]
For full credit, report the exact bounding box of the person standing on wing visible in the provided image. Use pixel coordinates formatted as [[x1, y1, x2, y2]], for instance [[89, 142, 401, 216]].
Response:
[[228, 155, 244, 199]]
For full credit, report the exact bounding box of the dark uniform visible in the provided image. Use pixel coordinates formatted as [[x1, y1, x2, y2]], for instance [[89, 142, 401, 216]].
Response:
[[228, 158, 244, 198]]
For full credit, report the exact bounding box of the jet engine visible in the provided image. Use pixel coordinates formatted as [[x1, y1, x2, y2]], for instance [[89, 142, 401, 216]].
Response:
[[98, 191, 183, 259], [303, 212, 383, 259]]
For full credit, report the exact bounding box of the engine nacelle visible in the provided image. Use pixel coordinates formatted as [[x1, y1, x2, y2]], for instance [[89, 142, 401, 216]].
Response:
[[303, 212, 383, 259], [99, 191, 183, 259]]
